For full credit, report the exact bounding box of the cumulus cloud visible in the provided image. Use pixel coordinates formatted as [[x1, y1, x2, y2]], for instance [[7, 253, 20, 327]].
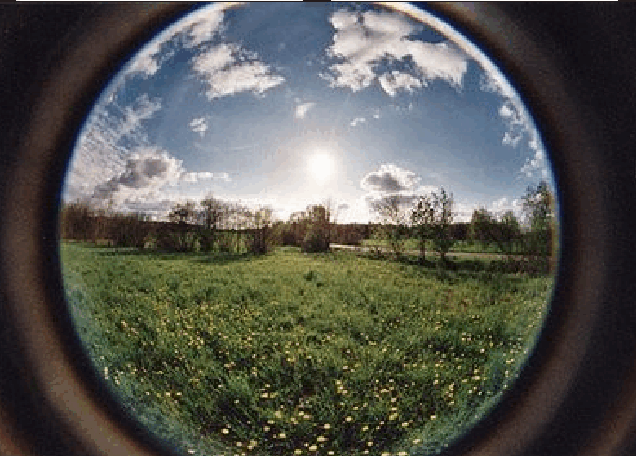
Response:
[[294, 102, 316, 119], [322, 9, 469, 96], [488, 196, 524, 220], [64, 94, 161, 202], [350, 117, 366, 127], [92, 147, 185, 200], [378, 71, 422, 97], [189, 117, 208, 137], [91, 146, 231, 204], [127, 6, 225, 77], [361, 164, 420, 193], [480, 71, 549, 180], [193, 43, 285, 100], [360, 163, 444, 222]]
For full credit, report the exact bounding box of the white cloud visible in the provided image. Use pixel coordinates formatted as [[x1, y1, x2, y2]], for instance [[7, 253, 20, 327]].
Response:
[[192, 43, 236, 74], [127, 5, 226, 77], [488, 196, 523, 220], [480, 71, 549, 180], [350, 117, 366, 127], [378, 71, 422, 97], [294, 102, 316, 119], [64, 94, 161, 203], [118, 95, 162, 136], [181, 171, 230, 182], [520, 149, 549, 179], [361, 164, 420, 193], [193, 45, 285, 99], [92, 147, 185, 201], [90, 146, 231, 207], [323, 9, 469, 96], [189, 117, 208, 137]]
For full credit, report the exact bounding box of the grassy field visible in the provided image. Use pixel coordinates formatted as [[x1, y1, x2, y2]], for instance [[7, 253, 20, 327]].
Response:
[[361, 239, 523, 255], [61, 242, 551, 456]]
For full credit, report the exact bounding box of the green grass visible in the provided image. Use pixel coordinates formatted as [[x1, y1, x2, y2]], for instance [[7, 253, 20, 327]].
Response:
[[361, 239, 523, 255], [61, 242, 551, 456]]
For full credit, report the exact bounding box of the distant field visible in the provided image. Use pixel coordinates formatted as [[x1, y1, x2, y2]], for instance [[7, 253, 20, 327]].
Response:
[[361, 239, 524, 255], [61, 242, 551, 456]]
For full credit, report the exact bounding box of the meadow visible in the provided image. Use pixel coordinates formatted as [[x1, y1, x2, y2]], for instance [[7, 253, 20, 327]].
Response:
[[61, 242, 551, 456]]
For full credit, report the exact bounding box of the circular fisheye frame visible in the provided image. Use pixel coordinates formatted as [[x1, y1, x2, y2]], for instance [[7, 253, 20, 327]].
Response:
[[1, 3, 636, 456], [59, 2, 557, 455]]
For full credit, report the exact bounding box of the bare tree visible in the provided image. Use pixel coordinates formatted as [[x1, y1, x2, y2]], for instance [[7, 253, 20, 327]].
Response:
[[370, 194, 410, 259], [411, 194, 435, 263], [248, 206, 274, 254], [301, 204, 332, 253], [200, 194, 227, 252], [169, 201, 196, 224], [430, 188, 455, 262], [411, 188, 455, 263]]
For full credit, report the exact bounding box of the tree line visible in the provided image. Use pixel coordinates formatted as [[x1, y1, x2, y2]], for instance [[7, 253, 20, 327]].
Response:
[[370, 181, 556, 263], [60, 181, 555, 260], [60, 196, 365, 254]]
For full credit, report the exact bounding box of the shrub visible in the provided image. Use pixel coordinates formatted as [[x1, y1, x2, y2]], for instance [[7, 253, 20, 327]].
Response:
[[301, 226, 330, 253]]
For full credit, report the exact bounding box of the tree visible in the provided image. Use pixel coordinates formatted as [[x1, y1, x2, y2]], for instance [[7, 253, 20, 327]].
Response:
[[248, 206, 274, 254], [301, 204, 332, 253], [468, 208, 495, 243], [370, 194, 410, 259], [168, 201, 196, 224], [200, 194, 227, 252], [493, 210, 522, 255], [522, 181, 555, 256], [429, 188, 455, 262], [164, 201, 198, 251], [411, 194, 435, 263]]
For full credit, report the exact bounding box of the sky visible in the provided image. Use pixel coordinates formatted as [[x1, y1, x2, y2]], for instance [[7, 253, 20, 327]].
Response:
[[62, 2, 554, 224]]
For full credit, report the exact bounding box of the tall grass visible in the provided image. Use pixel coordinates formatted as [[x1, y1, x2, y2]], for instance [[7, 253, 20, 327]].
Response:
[[61, 243, 551, 456]]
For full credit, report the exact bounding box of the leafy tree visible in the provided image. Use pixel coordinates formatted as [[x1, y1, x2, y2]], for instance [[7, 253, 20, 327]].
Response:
[[522, 181, 555, 256], [468, 208, 495, 243], [493, 210, 522, 255]]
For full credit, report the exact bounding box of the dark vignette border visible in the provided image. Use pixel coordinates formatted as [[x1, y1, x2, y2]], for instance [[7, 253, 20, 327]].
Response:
[[0, 3, 635, 456]]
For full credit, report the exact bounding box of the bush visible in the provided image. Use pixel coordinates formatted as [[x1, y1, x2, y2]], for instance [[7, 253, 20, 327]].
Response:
[[301, 227, 330, 253]]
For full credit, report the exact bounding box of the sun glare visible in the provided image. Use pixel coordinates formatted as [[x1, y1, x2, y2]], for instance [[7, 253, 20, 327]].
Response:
[[307, 153, 336, 185]]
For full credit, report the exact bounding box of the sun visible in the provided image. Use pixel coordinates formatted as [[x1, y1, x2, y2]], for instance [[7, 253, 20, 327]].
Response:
[[307, 153, 336, 185]]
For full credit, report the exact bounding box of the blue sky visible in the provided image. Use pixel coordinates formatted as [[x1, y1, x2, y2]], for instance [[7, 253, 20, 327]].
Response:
[[63, 2, 553, 223]]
